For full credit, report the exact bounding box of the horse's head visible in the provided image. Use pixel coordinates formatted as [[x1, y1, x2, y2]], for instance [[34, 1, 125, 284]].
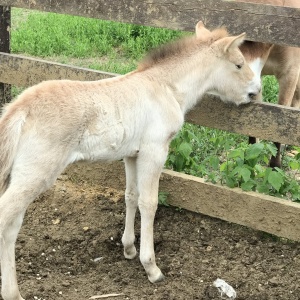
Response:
[[239, 41, 274, 102], [195, 22, 262, 105]]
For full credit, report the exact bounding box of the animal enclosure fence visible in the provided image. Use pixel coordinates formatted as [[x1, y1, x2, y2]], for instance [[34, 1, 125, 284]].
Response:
[[0, 0, 300, 240]]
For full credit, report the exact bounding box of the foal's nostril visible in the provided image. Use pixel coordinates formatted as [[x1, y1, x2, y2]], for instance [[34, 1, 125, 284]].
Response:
[[248, 93, 256, 100]]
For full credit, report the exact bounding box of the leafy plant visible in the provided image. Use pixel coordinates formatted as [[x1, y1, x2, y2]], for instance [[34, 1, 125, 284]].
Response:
[[158, 192, 170, 207], [166, 125, 300, 201]]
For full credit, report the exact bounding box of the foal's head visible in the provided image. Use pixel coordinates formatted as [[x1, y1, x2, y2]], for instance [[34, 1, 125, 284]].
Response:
[[195, 22, 261, 105]]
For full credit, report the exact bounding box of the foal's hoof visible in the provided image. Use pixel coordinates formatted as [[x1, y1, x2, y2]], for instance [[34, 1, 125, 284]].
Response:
[[124, 246, 137, 260], [148, 271, 165, 283]]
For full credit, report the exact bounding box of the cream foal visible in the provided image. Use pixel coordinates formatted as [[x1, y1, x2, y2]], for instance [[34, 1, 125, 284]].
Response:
[[0, 22, 260, 300]]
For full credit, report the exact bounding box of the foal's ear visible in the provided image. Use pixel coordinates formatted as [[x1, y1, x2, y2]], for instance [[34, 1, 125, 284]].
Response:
[[195, 21, 211, 39], [223, 33, 246, 52]]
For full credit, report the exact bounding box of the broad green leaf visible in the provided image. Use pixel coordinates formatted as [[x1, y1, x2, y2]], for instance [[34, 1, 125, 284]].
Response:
[[245, 143, 264, 160], [209, 156, 220, 170], [263, 167, 272, 184], [289, 161, 300, 170], [178, 142, 192, 159], [266, 143, 278, 156], [257, 183, 270, 194], [268, 171, 284, 191], [220, 162, 228, 172], [226, 177, 236, 188], [254, 164, 264, 177], [240, 167, 251, 182], [174, 155, 184, 171], [228, 149, 244, 160], [241, 180, 255, 191], [273, 167, 285, 176]]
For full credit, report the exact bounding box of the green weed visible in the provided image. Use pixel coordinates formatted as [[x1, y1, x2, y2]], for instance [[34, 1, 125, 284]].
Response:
[[158, 192, 170, 207], [167, 127, 300, 201], [262, 75, 279, 104]]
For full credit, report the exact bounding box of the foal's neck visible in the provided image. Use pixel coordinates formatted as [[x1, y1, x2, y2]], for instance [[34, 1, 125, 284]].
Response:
[[138, 55, 212, 114]]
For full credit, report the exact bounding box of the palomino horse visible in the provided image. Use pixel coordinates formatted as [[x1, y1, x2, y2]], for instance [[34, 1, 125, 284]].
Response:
[[0, 22, 260, 300], [238, 0, 300, 167]]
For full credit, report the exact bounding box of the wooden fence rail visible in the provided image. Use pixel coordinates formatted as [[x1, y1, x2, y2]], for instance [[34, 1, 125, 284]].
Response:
[[1, 0, 300, 46], [0, 0, 299, 241]]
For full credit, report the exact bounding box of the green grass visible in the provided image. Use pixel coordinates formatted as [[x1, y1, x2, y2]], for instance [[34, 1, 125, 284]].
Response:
[[10, 9, 300, 201], [262, 76, 279, 104], [11, 9, 184, 73]]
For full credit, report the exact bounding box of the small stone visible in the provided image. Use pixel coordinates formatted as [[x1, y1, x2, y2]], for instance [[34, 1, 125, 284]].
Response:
[[269, 277, 280, 287], [206, 246, 213, 252], [52, 219, 60, 225], [62, 281, 70, 287]]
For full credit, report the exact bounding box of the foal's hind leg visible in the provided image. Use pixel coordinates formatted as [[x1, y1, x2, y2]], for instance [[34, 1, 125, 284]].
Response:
[[0, 182, 45, 300], [0, 182, 57, 300], [122, 157, 139, 259], [0, 155, 70, 300], [0, 203, 25, 300]]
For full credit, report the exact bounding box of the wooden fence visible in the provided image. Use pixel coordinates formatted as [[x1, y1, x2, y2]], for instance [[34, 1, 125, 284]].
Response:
[[0, 0, 300, 241]]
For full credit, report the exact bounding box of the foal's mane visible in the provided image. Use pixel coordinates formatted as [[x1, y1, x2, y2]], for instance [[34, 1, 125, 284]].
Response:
[[138, 27, 228, 71]]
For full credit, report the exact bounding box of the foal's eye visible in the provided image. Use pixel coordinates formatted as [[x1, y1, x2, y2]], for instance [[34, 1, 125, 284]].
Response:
[[236, 64, 242, 70]]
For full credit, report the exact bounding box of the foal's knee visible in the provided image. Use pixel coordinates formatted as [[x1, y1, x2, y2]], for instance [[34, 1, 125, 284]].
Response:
[[125, 186, 139, 208]]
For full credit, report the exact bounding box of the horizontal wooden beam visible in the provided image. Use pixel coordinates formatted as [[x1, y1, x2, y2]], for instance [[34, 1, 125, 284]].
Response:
[[66, 161, 300, 242], [1, 53, 300, 146], [186, 97, 300, 147], [0, 52, 117, 86], [1, 0, 299, 47]]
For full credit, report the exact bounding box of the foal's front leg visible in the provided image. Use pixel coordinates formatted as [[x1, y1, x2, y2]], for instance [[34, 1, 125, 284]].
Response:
[[136, 146, 167, 283], [122, 157, 139, 259]]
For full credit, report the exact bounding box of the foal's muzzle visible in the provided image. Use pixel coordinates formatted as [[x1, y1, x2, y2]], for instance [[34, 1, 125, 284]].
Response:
[[248, 87, 262, 101]]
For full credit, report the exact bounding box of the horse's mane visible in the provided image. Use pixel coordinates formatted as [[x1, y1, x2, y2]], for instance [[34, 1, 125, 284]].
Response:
[[138, 27, 228, 71], [239, 40, 273, 60]]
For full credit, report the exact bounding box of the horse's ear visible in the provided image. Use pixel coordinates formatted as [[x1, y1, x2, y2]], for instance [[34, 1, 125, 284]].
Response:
[[223, 33, 246, 52], [195, 21, 211, 39]]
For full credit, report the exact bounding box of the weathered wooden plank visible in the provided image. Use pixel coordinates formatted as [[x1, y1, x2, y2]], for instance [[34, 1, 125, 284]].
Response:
[[66, 161, 300, 242], [1, 0, 299, 47], [227, 0, 300, 8], [0, 6, 11, 104], [186, 97, 300, 147], [160, 169, 300, 242], [0, 52, 117, 86]]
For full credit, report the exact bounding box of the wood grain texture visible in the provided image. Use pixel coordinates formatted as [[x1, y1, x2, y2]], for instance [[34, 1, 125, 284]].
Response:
[[66, 161, 300, 241], [1, 0, 299, 46], [0, 5, 11, 104], [186, 96, 300, 147], [0, 52, 117, 86]]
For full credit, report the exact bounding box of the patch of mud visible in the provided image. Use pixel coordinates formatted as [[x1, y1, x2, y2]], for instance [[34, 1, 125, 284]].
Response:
[[12, 170, 300, 300]]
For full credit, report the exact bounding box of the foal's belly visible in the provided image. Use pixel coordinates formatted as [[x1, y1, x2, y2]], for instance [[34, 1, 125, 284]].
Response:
[[71, 125, 140, 163]]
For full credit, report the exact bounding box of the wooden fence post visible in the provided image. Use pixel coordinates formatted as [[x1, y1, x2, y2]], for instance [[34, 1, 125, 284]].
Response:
[[0, 6, 11, 105]]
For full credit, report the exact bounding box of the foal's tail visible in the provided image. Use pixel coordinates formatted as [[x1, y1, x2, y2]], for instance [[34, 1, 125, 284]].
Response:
[[0, 107, 27, 193]]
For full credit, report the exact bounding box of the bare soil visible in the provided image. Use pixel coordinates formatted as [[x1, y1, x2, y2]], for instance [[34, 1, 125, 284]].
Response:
[[12, 165, 300, 300]]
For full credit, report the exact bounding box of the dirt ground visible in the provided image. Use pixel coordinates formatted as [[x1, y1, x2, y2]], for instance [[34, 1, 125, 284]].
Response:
[[11, 165, 300, 300]]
